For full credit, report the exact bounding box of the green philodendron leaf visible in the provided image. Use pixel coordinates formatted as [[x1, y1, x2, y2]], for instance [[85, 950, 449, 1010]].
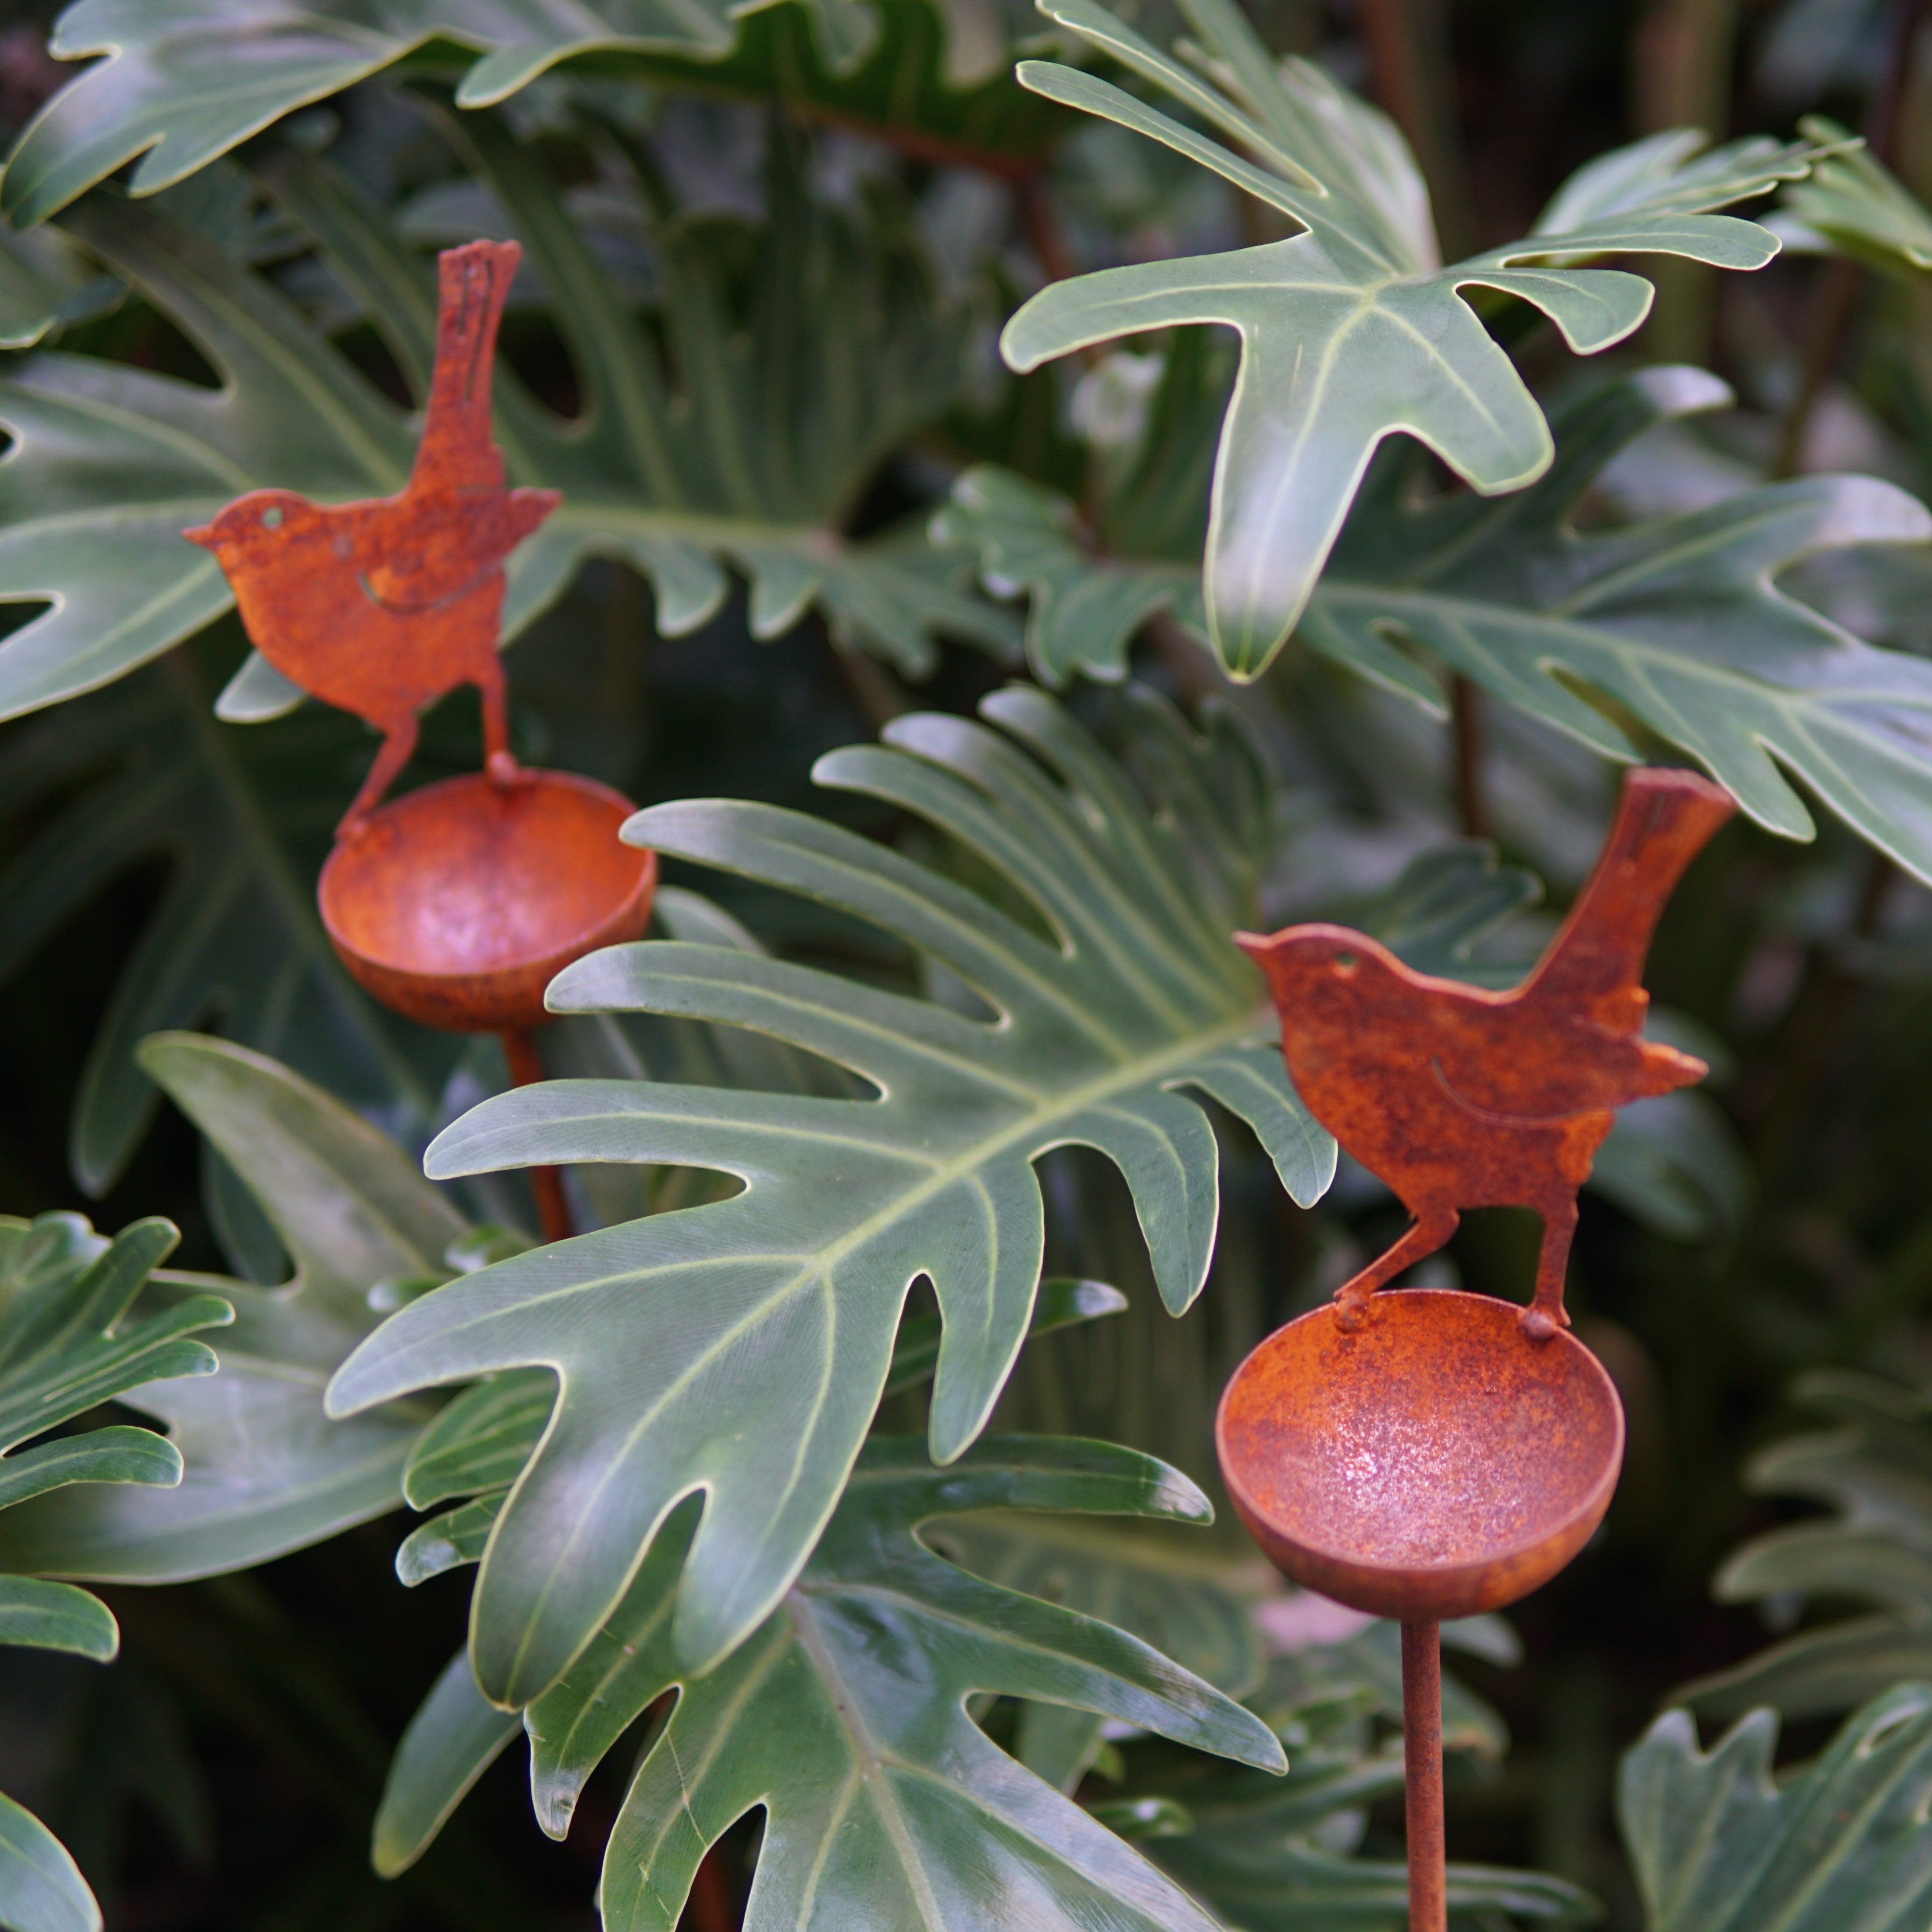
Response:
[[372, 1650, 521, 1881], [929, 1516, 1259, 1789], [0, 1212, 227, 1932], [0, 658, 437, 1210], [0, 222, 115, 350], [327, 685, 1333, 1700], [380, 1435, 1284, 1928], [1619, 1685, 1932, 1931], [1103, 1621, 1590, 1930], [952, 362, 1932, 883], [394, 1274, 1126, 1529], [0, 1035, 464, 1582], [0, 0, 1065, 232], [1772, 115, 1932, 274], [1677, 1370, 1932, 1720], [0, 117, 1011, 725], [0, 1791, 99, 1932], [0, 1577, 119, 1662], [999, 0, 1834, 678], [934, 465, 1204, 686], [0, 1215, 227, 1476]]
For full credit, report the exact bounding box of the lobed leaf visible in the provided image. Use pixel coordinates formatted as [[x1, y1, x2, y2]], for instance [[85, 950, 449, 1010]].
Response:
[[1001, 0, 1832, 677], [1679, 1370, 1932, 1720], [328, 687, 1332, 1700], [379, 1435, 1283, 1928], [0, 0, 1063, 232], [0, 119, 1010, 724], [949, 365, 1932, 884], [1772, 116, 1932, 276], [1620, 1686, 1932, 1931], [0, 1035, 459, 1582]]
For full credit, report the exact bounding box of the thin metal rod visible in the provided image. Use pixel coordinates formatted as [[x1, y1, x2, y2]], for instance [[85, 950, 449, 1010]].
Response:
[[1401, 1620, 1447, 1932], [501, 1027, 573, 1245]]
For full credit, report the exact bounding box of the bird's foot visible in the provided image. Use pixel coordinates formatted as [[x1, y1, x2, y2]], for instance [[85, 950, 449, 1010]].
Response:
[[486, 749, 526, 790], [1332, 1290, 1369, 1334], [1519, 1302, 1566, 1344]]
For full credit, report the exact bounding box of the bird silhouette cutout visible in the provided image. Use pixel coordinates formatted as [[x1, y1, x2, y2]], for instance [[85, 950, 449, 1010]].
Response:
[[184, 240, 560, 837], [1239, 767, 1735, 1340]]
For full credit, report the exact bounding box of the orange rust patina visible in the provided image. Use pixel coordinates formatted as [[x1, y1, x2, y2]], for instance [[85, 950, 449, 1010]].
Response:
[[1219, 766, 1732, 1931], [1237, 767, 1734, 1341], [185, 240, 561, 837], [187, 240, 660, 1244], [316, 770, 656, 1035], [1218, 1290, 1623, 1622]]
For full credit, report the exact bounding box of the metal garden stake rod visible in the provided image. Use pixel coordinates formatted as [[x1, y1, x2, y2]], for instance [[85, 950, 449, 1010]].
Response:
[[1219, 765, 1734, 1930], [186, 240, 657, 1247]]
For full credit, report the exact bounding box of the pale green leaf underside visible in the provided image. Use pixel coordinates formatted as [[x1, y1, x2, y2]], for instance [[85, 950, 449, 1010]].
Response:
[[0, 1791, 100, 1932], [1308, 366, 1932, 875], [1619, 1687, 1932, 1932], [502, 1438, 1276, 1932], [0, 0, 958, 232], [1772, 116, 1932, 275], [1000, 0, 1823, 678], [1676, 1370, 1932, 1720], [327, 687, 1330, 1701], [0, 115, 1009, 724], [0, 1035, 458, 1583], [948, 366, 1932, 882], [0, 1576, 119, 1662]]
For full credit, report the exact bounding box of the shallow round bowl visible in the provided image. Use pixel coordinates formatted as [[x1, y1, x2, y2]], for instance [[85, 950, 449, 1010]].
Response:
[[318, 769, 656, 1033], [1216, 1289, 1623, 1622]]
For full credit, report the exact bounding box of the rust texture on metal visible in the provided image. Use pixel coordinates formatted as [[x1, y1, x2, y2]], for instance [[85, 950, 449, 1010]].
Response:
[[1217, 1288, 1624, 1621], [1237, 766, 1734, 1339], [184, 239, 561, 836], [1400, 1622, 1446, 1932], [1219, 765, 1731, 1931], [317, 768, 656, 1034]]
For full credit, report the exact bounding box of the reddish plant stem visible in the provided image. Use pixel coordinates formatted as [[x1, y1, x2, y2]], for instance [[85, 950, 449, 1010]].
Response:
[[1402, 1621, 1447, 1932], [1016, 173, 1079, 287], [1774, 0, 1931, 476], [1450, 676, 1486, 840], [683, 1843, 742, 1932], [501, 1027, 573, 1245], [1357, 0, 1475, 259]]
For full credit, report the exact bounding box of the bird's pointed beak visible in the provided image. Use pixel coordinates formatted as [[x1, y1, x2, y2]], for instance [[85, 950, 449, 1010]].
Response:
[[1233, 930, 1277, 961], [182, 524, 217, 551]]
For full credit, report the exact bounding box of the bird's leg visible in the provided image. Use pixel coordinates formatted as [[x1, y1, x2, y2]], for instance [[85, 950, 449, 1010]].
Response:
[[1332, 1207, 1459, 1332], [1522, 1195, 1579, 1342], [336, 715, 420, 840], [477, 660, 521, 789]]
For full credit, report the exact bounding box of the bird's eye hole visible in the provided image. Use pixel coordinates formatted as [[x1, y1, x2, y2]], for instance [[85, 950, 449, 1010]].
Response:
[[260, 506, 283, 530], [1332, 952, 1360, 978]]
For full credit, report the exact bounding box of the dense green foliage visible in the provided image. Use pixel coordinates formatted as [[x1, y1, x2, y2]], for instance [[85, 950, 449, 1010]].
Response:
[[7, 0, 1932, 1928]]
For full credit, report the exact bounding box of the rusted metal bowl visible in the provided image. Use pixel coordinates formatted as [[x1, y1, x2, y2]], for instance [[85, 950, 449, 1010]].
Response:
[[1216, 1289, 1623, 1623], [318, 768, 655, 1033]]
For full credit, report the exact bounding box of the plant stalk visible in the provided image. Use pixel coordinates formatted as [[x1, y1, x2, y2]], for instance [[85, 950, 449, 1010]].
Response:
[[502, 1027, 573, 1244], [1402, 1620, 1447, 1932]]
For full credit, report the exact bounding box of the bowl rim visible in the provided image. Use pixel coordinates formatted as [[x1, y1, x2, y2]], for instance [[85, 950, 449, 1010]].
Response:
[[317, 766, 652, 985], [1214, 1287, 1626, 1581]]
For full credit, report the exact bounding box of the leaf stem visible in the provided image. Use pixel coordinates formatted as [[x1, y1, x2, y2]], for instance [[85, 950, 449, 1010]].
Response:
[[1772, 0, 1931, 477], [1357, 0, 1476, 259], [1451, 675, 1486, 839]]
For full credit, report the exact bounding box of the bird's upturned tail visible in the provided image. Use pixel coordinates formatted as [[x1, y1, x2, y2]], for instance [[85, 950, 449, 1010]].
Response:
[[1522, 767, 1734, 1031], [411, 239, 522, 495]]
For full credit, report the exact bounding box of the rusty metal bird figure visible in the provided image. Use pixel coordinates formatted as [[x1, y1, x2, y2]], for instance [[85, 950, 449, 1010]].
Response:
[[184, 239, 560, 837], [1239, 767, 1735, 1341]]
